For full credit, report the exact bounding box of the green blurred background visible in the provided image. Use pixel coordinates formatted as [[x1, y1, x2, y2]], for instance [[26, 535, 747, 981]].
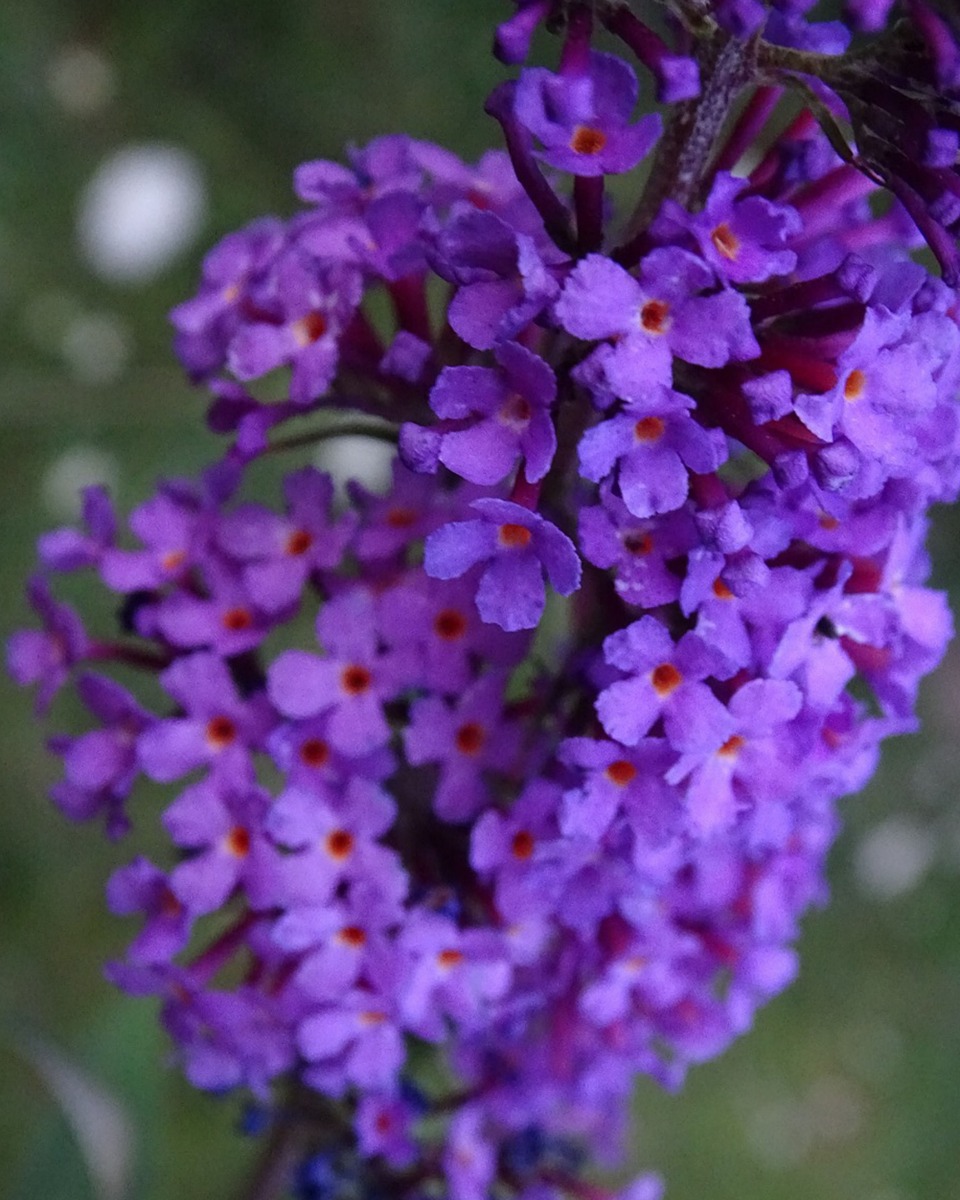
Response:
[[2, 2, 960, 1197]]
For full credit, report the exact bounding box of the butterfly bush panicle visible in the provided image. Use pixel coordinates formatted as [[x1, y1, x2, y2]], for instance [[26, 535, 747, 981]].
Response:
[[11, 1, 960, 1196]]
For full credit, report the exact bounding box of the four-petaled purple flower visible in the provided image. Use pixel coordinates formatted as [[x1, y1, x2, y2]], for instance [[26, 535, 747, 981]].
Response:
[[424, 498, 581, 631], [514, 51, 662, 176]]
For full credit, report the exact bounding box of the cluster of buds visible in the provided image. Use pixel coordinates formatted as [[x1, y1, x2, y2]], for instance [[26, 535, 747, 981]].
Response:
[[10, 1, 960, 1196]]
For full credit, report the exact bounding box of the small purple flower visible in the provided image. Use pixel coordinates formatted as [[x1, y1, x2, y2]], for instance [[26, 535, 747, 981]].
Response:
[[655, 171, 801, 284], [298, 987, 405, 1095], [432, 209, 560, 349], [404, 672, 523, 821], [381, 573, 528, 695], [514, 52, 662, 176], [273, 884, 401, 1002], [424, 498, 581, 631], [495, 1, 551, 64], [578, 488, 697, 608], [217, 467, 356, 613], [665, 678, 803, 838], [7, 576, 89, 713], [267, 587, 417, 755], [100, 487, 210, 593], [171, 217, 285, 380], [163, 771, 282, 915], [228, 252, 362, 406], [556, 248, 759, 382], [577, 389, 727, 518], [106, 857, 193, 965], [596, 615, 734, 751], [355, 1090, 421, 1166], [38, 486, 116, 573], [348, 462, 451, 564], [442, 1106, 496, 1200], [137, 652, 275, 782], [153, 561, 273, 657], [49, 672, 152, 836], [398, 913, 511, 1040], [266, 778, 405, 908], [411, 340, 557, 486]]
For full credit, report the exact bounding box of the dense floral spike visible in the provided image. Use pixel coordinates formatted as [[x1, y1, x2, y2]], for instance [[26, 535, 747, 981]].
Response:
[[11, 3, 960, 1198]]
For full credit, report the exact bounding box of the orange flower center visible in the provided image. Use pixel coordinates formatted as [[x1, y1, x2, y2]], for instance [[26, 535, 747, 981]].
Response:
[[455, 721, 486, 755], [341, 664, 372, 695], [386, 506, 416, 528], [498, 523, 532, 549], [338, 925, 367, 947], [710, 222, 741, 260], [605, 759, 638, 787], [843, 369, 867, 401], [499, 393, 532, 426], [293, 311, 328, 346], [299, 738, 331, 768], [325, 829, 354, 860], [639, 299, 670, 335], [434, 608, 468, 641], [224, 826, 250, 857], [651, 663, 682, 696], [205, 716, 237, 749], [286, 528, 314, 556], [511, 830, 535, 859], [160, 549, 187, 572], [570, 124, 608, 155], [437, 948, 464, 968], [719, 734, 745, 757], [634, 416, 665, 442], [222, 606, 253, 632], [623, 531, 653, 556], [712, 577, 733, 600]]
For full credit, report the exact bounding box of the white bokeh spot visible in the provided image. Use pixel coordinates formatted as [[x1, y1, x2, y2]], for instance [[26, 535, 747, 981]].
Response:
[[854, 817, 936, 901], [42, 446, 120, 521], [77, 143, 207, 283]]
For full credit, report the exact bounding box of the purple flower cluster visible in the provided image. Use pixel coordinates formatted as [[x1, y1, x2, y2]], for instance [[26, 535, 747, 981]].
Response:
[[11, 2, 960, 1197]]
